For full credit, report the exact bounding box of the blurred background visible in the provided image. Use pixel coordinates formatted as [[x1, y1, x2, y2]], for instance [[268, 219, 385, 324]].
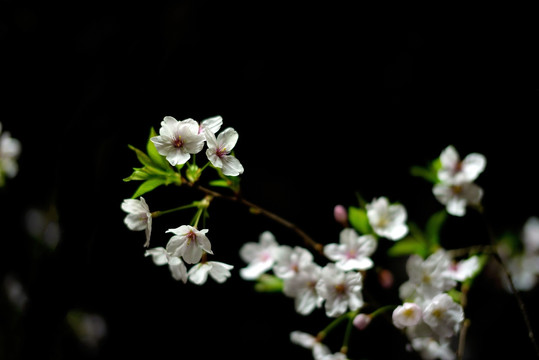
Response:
[[1, 1, 538, 359]]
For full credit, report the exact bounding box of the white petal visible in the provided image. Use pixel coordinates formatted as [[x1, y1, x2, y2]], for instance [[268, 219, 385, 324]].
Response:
[[221, 156, 244, 176], [217, 128, 239, 150]]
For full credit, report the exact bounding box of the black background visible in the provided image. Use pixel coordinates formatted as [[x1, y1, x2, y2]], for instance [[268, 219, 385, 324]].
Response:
[[1, 2, 539, 359]]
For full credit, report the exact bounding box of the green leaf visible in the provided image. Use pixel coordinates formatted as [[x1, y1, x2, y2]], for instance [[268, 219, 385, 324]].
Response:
[[146, 127, 171, 171], [387, 236, 428, 257], [123, 168, 151, 182], [348, 206, 372, 235], [425, 210, 447, 247], [131, 178, 167, 198], [128, 144, 154, 168], [209, 179, 231, 188], [254, 274, 283, 292]]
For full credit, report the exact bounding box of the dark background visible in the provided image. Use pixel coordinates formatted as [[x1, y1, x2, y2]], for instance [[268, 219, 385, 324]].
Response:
[[1, 2, 539, 359]]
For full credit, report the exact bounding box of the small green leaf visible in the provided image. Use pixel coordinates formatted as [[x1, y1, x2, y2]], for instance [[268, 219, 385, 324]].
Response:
[[128, 144, 154, 168], [348, 206, 372, 235], [131, 178, 167, 198], [209, 179, 231, 188], [123, 168, 151, 182], [254, 274, 283, 292], [387, 236, 427, 257], [146, 127, 171, 171], [425, 210, 447, 247]]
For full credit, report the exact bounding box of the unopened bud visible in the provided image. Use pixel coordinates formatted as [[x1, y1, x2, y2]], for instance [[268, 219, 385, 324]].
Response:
[[378, 268, 394, 289], [334, 205, 348, 227], [353, 313, 372, 330]]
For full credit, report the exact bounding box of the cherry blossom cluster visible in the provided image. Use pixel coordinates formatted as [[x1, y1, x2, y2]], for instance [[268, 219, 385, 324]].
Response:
[[121, 121, 539, 359], [393, 250, 478, 359], [0, 122, 21, 187], [122, 115, 243, 285]]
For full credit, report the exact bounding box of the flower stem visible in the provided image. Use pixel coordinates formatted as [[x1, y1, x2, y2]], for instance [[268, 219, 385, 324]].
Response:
[[152, 203, 198, 217], [340, 311, 358, 354], [317, 312, 354, 341]]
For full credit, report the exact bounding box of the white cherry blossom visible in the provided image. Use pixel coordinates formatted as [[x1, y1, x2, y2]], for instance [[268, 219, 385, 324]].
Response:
[[165, 225, 212, 264], [239, 231, 279, 280], [410, 337, 456, 360], [283, 262, 323, 315], [150, 116, 205, 166], [187, 261, 234, 285], [422, 293, 464, 338], [438, 145, 486, 185], [121, 197, 152, 247], [290, 331, 331, 360], [315, 263, 363, 317], [392, 302, 422, 329], [323, 229, 377, 271], [205, 127, 244, 176], [399, 250, 455, 301], [198, 115, 223, 136], [448, 255, 480, 282], [366, 197, 408, 240], [523, 216, 539, 254], [145, 247, 188, 283], [273, 245, 314, 279], [0, 122, 21, 184], [433, 181, 483, 217]]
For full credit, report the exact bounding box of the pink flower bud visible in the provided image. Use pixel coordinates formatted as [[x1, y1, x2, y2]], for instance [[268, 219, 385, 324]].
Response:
[[378, 269, 394, 289], [353, 313, 372, 330], [333, 205, 348, 226]]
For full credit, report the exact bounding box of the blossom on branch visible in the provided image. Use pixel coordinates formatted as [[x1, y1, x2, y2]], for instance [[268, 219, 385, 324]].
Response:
[[315, 263, 363, 317], [187, 261, 234, 285], [121, 197, 152, 247], [323, 229, 377, 271], [366, 197, 408, 240], [0, 122, 21, 186], [198, 115, 223, 136], [165, 225, 212, 264], [150, 116, 206, 166], [239, 231, 279, 280], [205, 127, 244, 176], [282, 262, 323, 315], [438, 145, 486, 185], [145, 247, 188, 283]]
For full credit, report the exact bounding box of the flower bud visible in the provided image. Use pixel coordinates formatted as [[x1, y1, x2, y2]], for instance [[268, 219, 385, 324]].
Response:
[[378, 268, 394, 289], [334, 205, 348, 227], [353, 313, 372, 330]]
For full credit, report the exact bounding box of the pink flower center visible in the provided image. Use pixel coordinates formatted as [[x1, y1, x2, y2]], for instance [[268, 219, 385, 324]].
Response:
[[215, 146, 227, 158], [186, 231, 197, 245], [173, 136, 184, 148]]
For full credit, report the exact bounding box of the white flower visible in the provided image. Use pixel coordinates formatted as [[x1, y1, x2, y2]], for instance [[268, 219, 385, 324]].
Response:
[[205, 127, 244, 176], [422, 293, 464, 338], [145, 247, 188, 283], [410, 337, 456, 360], [366, 197, 408, 240], [165, 225, 213, 264], [523, 216, 539, 254], [187, 261, 234, 285], [239, 231, 279, 280], [273, 246, 314, 279], [448, 255, 480, 282], [290, 331, 331, 360], [400, 250, 455, 301], [198, 115, 223, 135], [506, 253, 539, 291], [283, 263, 323, 315], [315, 263, 363, 317], [121, 197, 152, 247], [433, 182, 483, 217], [0, 122, 21, 184], [392, 302, 422, 329], [324, 229, 377, 271], [438, 145, 486, 185], [150, 116, 206, 166]]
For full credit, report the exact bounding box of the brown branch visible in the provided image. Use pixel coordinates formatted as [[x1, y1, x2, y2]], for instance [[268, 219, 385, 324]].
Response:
[[191, 184, 324, 255]]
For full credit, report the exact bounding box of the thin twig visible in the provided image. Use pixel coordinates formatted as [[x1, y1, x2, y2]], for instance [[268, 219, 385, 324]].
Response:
[[191, 184, 324, 255]]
